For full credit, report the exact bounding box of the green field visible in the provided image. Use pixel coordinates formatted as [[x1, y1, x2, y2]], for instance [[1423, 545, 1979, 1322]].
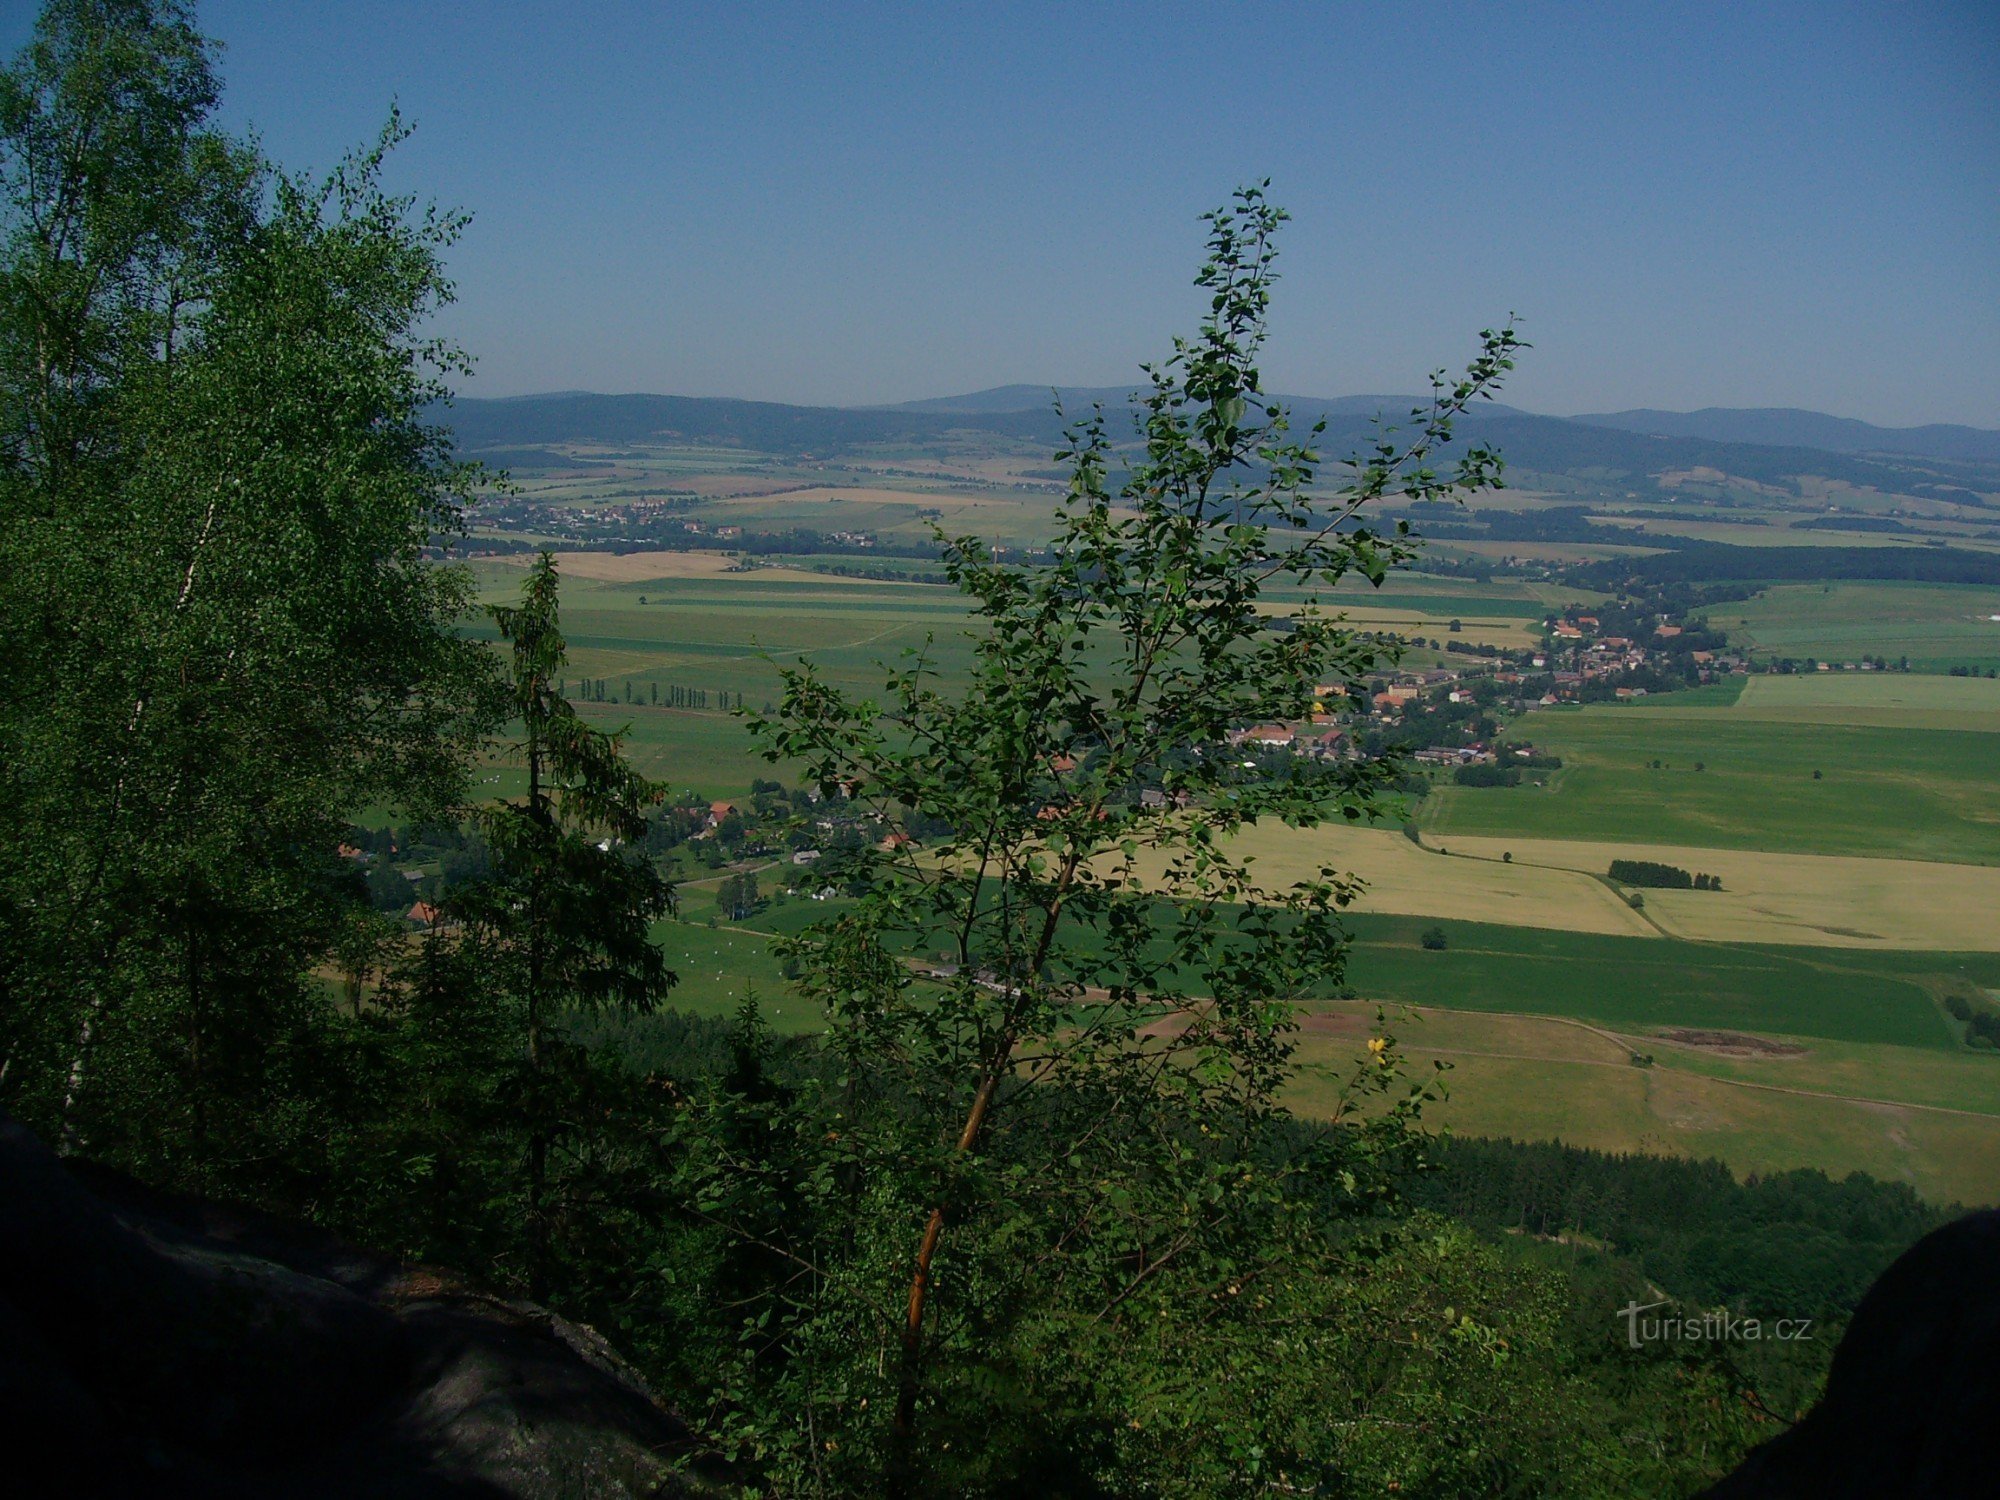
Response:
[[1703, 581, 2000, 674], [1285, 1005, 2000, 1207], [631, 905, 2000, 1202], [473, 556, 1577, 789], [677, 902, 1989, 1053], [1426, 701, 2000, 864], [1730, 670, 2000, 731], [1335, 913, 1971, 1049]]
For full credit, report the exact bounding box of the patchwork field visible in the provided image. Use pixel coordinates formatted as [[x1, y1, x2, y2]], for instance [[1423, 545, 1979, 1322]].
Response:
[[631, 908, 1999, 1203], [1110, 818, 2000, 952], [472, 557, 1565, 786], [459, 543, 2000, 1208]]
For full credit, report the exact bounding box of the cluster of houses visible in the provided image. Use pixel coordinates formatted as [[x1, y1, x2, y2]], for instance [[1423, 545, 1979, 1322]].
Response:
[[1535, 611, 1745, 703], [1224, 715, 1351, 761], [1210, 598, 1757, 767], [1219, 670, 1483, 755]]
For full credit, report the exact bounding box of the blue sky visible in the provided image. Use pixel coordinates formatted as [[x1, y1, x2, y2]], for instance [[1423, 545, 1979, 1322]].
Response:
[[8, 1, 1996, 424]]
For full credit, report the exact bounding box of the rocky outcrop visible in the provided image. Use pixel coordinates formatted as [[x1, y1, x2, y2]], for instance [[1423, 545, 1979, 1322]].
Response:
[[1703, 1208, 2000, 1499], [0, 1115, 725, 1497]]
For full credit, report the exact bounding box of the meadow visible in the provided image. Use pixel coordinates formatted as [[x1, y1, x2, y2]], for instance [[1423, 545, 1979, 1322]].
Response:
[[1332, 913, 1975, 1047], [1424, 699, 2000, 864], [1730, 667, 2000, 731], [471, 553, 1565, 787], [1285, 1004, 1999, 1208], [1700, 580, 2000, 673], [630, 901, 1999, 1201]]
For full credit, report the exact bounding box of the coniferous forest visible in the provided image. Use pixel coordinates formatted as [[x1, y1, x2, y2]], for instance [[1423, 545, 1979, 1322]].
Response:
[[0, 5, 1979, 1497]]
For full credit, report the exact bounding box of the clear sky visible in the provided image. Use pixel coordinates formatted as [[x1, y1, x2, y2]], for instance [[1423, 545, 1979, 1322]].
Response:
[[8, 2, 1996, 425]]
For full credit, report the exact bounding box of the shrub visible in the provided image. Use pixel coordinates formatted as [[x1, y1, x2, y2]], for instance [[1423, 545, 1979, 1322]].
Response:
[[1420, 926, 1449, 951]]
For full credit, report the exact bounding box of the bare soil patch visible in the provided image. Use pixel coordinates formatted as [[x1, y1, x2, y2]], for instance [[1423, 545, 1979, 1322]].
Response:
[[1655, 1027, 1808, 1058]]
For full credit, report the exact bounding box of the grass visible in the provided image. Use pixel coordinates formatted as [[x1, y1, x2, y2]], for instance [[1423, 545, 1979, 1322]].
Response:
[[1291, 1018, 2000, 1208], [1425, 703, 2000, 864], [1335, 913, 1961, 1049], [455, 531, 2000, 1202], [1730, 671, 2000, 732], [471, 557, 1565, 793], [646, 915, 819, 1032], [1703, 581, 2000, 674], [637, 909, 1999, 1203]]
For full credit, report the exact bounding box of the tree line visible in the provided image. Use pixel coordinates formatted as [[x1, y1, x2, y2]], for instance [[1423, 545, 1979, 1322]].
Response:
[[1611, 858, 1723, 891], [567, 679, 743, 709]]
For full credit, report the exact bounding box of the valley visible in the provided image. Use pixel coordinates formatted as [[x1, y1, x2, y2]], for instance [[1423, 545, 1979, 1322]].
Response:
[[426, 403, 2000, 1210]]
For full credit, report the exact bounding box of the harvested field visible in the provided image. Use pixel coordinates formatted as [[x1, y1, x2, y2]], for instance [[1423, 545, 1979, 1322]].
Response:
[[1442, 835, 2000, 951], [1115, 824, 1656, 938], [1285, 1002, 2000, 1205]]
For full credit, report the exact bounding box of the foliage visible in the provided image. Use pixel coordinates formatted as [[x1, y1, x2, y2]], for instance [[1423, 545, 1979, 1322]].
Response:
[[1609, 858, 1721, 891], [445, 552, 676, 1293], [0, 0, 495, 1186], [0, 13, 1921, 1496], [677, 186, 1526, 1488]]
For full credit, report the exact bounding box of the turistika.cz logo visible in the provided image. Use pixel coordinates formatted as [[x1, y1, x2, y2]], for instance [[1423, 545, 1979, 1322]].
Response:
[[1617, 1299, 1814, 1349]]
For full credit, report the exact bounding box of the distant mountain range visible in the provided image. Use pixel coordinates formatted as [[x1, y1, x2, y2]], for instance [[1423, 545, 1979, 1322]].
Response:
[[1569, 407, 2000, 465], [887, 385, 1534, 422], [439, 390, 2000, 504], [905, 387, 2000, 464]]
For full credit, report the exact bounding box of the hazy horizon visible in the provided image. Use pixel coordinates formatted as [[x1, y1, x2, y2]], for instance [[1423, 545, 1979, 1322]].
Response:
[[453, 382, 2000, 434], [6, 1, 1994, 427]]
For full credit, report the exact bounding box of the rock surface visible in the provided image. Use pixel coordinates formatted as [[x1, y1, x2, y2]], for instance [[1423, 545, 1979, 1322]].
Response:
[[0, 1115, 725, 1497], [1702, 1207, 2000, 1499]]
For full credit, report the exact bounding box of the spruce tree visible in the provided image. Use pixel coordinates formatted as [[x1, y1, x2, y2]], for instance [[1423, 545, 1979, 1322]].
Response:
[[454, 552, 675, 1295]]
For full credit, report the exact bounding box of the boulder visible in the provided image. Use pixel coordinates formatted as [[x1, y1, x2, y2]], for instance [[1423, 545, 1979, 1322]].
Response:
[[1702, 1208, 2000, 1499], [0, 1115, 724, 1497]]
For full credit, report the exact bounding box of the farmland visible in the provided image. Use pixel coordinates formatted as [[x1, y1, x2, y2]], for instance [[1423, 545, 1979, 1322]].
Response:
[[448, 458, 2000, 1209], [1422, 699, 2000, 864], [1700, 580, 2000, 674], [1115, 818, 2000, 951], [1287, 1005, 1998, 1208], [467, 553, 1560, 785], [627, 902, 2000, 1202], [1434, 836, 2000, 951]]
